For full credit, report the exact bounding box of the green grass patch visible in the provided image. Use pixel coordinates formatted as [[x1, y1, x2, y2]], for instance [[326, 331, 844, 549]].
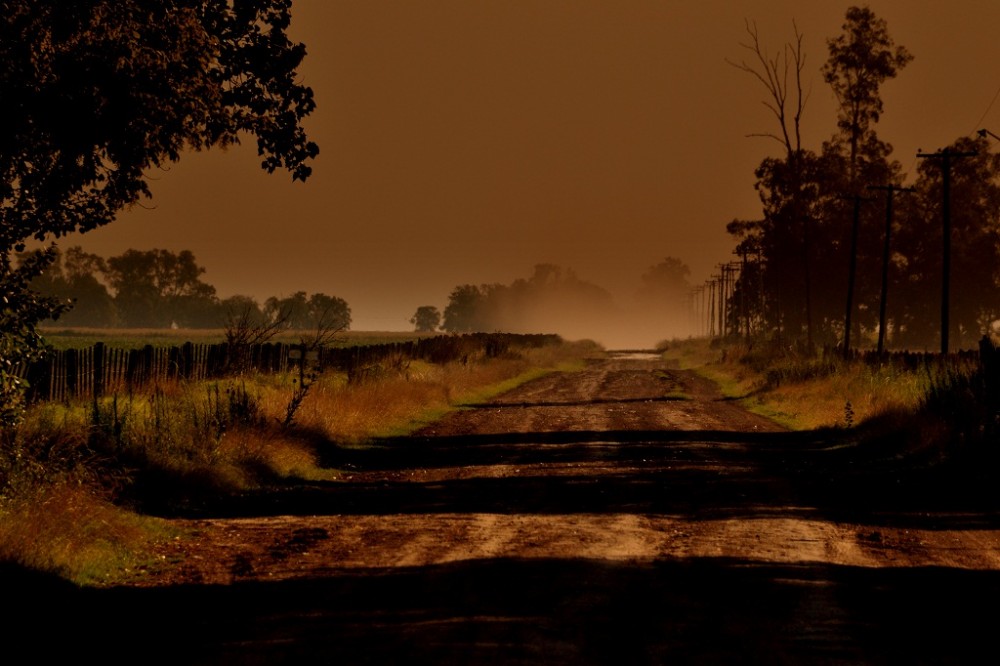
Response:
[[661, 337, 949, 432], [0, 483, 179, 587]]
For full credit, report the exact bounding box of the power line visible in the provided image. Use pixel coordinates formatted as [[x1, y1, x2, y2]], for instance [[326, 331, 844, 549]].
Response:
[[971, 82, 1000, 135]]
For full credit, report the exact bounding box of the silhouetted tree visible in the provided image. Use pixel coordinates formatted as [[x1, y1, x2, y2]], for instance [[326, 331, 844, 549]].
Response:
[[636, 258, 691, 308], [0, 0, 317, 426], [264, 291, 351, 333], [822, 6, 913, 186], [26, 246, 116, 327], [728, 6, 912, 348], [411, 306, 442, 332], [894, 135, 1000, 349], [728, 18, 817, 346], [818, 5, 912, 344], [306, 293, 351, 333], [442, 285, 486, 333], [221, 295, 268, 330], [104, 249, 217, 327]]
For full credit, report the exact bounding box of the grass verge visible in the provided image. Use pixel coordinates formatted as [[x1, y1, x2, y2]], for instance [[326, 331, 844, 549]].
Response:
[[1, 337, 602, 584]]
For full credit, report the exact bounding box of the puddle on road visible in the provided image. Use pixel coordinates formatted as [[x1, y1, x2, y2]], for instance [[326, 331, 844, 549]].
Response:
[[607, 350, 661, 361]]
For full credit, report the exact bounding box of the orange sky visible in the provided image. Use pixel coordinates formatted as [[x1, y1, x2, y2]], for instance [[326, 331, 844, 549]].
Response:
[[62, 1, 1000, 346]]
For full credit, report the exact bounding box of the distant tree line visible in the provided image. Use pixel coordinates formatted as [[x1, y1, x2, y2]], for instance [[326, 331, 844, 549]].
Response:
[[25, 247, 350, 331], [722, 6, 1000, 352], [410, 260, 692, 339]]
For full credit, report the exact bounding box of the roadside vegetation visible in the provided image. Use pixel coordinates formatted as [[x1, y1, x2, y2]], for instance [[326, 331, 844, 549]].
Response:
[[0, 333, 601, 586], [37, 327, 440, 351], [660, 336, 999, 473]]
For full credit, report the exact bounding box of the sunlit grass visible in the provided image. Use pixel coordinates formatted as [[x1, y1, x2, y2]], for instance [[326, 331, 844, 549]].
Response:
[[0, 481, 176, 586], [661, 338, 938, 431], [1, 337, 602, 584], [290, 341, 601, 443]]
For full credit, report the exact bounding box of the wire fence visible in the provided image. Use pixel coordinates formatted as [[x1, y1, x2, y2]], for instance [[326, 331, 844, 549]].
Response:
[[21, 332, 563, 403]]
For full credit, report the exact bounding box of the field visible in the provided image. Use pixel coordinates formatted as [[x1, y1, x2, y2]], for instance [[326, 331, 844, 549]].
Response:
[[1, 332, 601, 584], [38, 326, 441, 350]]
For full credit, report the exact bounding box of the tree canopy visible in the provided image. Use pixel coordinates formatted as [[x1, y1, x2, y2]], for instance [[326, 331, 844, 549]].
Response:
[[723, 5, 1000, 352], [411, 306, 442, 333], [1, 1, 318, 427], [0, 0, 318, 251]]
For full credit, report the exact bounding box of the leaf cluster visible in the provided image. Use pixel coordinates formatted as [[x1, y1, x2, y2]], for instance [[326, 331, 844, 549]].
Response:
[[0, 0, 318, 251]]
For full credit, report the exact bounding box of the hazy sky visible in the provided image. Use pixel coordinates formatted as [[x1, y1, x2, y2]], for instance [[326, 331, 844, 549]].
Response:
[[62, 1, 1000, 345]]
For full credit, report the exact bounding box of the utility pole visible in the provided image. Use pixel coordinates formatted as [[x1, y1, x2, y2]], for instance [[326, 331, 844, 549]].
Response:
[[727, 261, 743, 340], [735, 248, 749, 341], [917, 148, 976, 354], [714, 270, 725, 338], [841, 194, 873, 360], [867, 184, 914, 356], [720, 264, 732, 338], [708, 278, 717, 338]]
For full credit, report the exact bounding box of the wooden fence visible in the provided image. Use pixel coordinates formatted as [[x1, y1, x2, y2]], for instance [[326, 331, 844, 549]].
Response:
[[22, 332, 562, 403]]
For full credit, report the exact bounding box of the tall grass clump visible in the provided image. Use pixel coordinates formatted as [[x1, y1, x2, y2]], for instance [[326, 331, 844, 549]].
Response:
[[85, 378, 333, 510], [0, 408, 174, 585], [1, 335, 600, 583], [663, 338, 943, 431], [917, 350, 999, 459], [277, 339, 602, 443]]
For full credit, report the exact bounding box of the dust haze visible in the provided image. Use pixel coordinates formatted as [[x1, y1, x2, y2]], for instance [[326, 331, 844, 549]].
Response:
[[439, 262, 695, 350]]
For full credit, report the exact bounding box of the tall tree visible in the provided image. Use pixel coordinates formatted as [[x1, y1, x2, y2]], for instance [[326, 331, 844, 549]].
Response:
[[822, 6, 913, 187], [819, 6, 912, 348], [728, 19, 818, 346], [25, 246, 116, 326], [442, 285, 486, 333], [894, 135, 1000, 350], [0, 1, 317, 426], [105, 249, 217, 327], [264, 292, 350, 333], [728, 7, 913, 348]]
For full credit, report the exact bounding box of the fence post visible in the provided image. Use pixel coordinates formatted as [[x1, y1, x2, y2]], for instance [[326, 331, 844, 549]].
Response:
[[981, 335, 999, 436], [64, 348, 78, 400], [93, 342, 105, 398]]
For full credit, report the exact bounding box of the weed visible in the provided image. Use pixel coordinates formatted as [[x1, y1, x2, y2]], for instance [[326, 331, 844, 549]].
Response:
[[2, 335, 599, 583]]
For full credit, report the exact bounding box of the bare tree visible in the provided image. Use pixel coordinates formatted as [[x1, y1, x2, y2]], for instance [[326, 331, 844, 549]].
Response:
[[727, 20, 816, 347], [298, 299, 349, 351], [223, 301, 290, 374], [224, 302, 289, 348], [726, 19, 809, 160]]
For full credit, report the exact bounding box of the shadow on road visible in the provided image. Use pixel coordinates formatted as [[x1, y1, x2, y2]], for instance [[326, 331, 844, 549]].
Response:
[[8, 556, 1000, 665], [136, 426, 1000, 534]]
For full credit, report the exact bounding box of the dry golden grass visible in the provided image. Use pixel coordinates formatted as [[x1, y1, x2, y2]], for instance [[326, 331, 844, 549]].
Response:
[[1, 338, 601, 584], [266, 341, 601, 444], [0, 481, 174, 586], [663, 338, 935, 431], [743, 361, 929, 430]]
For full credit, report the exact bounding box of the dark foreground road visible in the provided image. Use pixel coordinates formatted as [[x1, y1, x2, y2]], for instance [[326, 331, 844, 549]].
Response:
[[7, 352, 1000, 665]]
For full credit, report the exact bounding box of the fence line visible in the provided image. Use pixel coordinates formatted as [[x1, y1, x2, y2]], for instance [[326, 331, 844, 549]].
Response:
[[21, 333, 561, 403]]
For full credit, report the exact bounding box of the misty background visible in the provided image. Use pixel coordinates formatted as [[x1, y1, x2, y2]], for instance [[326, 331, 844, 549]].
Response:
[[46, 1, 1000, 348]]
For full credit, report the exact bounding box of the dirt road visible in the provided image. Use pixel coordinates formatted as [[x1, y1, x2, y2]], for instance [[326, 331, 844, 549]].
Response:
[[13, 352, 1000, 664]]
